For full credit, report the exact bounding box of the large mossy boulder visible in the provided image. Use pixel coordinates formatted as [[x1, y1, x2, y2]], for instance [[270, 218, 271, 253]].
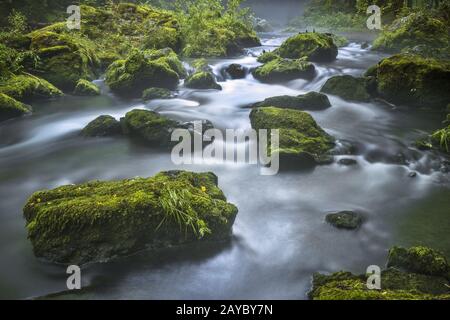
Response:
[[252, 92, 331, 111], [23, 170, 238, 265], [105, 49, 183, 97], [321, 75, 371, 102], [185, 71, 222, 90], [310, 268, 450, 300], [73, 79, 100, 96], [387, 246, 450, 279], [0, 74, 63, 102], [27, 30, 100, 90], [250, 107, 334, 167], [275, 33, 338, 62], [253, 58, 316, 83], [81, 115, 122, 137], [0, 93, 31, 122], [368, 54, 450, 109], [121, 109, 179, 147], [372, 12, 450, 56]]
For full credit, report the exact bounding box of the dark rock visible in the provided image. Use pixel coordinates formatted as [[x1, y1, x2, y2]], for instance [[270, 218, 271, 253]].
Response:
[[82, 115, 122, 137], [325, 211, 363, 230], [225, 64, 247, 79]]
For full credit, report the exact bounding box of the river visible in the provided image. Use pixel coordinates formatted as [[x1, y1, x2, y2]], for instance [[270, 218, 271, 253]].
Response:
[[0, 32, 449, 299]]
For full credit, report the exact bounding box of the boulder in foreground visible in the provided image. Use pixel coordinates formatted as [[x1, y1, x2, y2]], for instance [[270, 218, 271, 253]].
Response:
[[23, 171, 238, 265]]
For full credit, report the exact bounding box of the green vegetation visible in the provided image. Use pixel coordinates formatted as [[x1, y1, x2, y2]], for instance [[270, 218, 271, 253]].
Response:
[[142, 87, 173, 101], [81, 115, 122, 137], [73, 79, 100, 96], [0, 92, 31, 122], [250, 107, 335, 166], [253, 58, 316, 83], [185, 71, 222, 90], [275, 33, 338, 62], [0, 74, 63, 102], [310, 245, 450, 300], [321, 75, 371, 102], [23, 170, 238, 264], [252, 92, 332, 111]]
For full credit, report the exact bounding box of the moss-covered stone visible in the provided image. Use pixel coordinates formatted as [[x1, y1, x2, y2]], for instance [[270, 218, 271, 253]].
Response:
[[325, 211, 362, 230], [23, 170, 238, 265], [387, 246, 450, 279], [253, 58, 316, 83], [0, 74, 63, 102], [73, 79, 100, 96], [0, 93, 31, 122], [105, 49, 183, 97], [252, 92, 331, 111], [225, 64, 246, 79], [310, 268, 450, 300], [275, 33, 338, 62], [142, 87, 173, 101], [81, 115, 122, 137], [121, 109, 179, 147], [321, 75, 371, 102], [250, 107, 334, 166], [369, 54, 450, 109], [257, 51, 279, 63], [185, 71, 222, 90], [373, 12, 450, 56]]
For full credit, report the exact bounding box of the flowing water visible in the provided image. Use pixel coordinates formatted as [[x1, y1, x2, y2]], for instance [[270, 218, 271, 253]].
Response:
[[0, 32, 449, 299]]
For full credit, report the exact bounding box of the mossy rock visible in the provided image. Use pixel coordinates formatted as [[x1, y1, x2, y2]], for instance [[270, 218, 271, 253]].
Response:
[[0, 74, 63, 102], [253, 58, 316, 83], [121, 109, 179, 147], [142, 87, 173, 101], [27, 30, 100, 90], [81, 115, 122, 137], [73, 79, 100, 96], [252, 92, 331, 111], [325, 211, 362, 230], [257, 51, 279, 63], [372, 12, 450, 56], [321, 75, 371, 102], [310, 268, 450, 300], [275, 33, 338, 62], [23, 170, 238, 265], [105, 49, 182, 97], [225, 64, 246, 79], [387, 246, 450, 279], [250, 107, 334, 167], [370, 54, 450, 109], [0, 93, 31, 122], [185, 72, 222, 90]]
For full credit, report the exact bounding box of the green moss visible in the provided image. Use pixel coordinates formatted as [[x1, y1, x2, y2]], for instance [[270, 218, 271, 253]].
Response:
[[105, 49, 182, 97], [387, 246, 450, 279], [142, 87, 173, 101], [253, 58, 316, 83], [430, 125, 450, 154], [252, 91, 331, 111], [81, 115, 121, 137], [121, 109, 179, 147], [0, 93, 31, 122], [0, 74, 63, 102], [250, 107, 334, 165], [275, 33, 338, 62], [23, 170, 238, 265], [321, 75, 371, 102], [325, 211, 362, 230], [185, 72, 222, 90], [372, 54, 450, 109], [73, 79, 100, 96], [373, 12, 449, 57], [257, 51, 279, 63]]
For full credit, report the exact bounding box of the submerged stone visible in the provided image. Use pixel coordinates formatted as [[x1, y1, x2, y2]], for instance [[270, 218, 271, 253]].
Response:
[[321, 75, 371, 102], [325, 211, 362, 230], [253, 58, 316, 83], [23, 170, 238, 265], [275, 33, 338, 62], [81, 115, 122, 137], [252, 92, 331, 111]]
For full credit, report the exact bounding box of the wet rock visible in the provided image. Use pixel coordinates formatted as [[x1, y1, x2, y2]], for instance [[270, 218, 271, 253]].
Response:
[[257, 51, 279, 63], [321, 75, 371, 102], [142, 87, 173, 101], [325, 211, 362, 230], [0, 93, 32, 122], [0, 74, 63, 102], [361, 42, 369, 49], [275, 33, 338, 62], [185, 72, 222, 90], [408, 172, 417, 178], [338, 158, 357, 166], [225, 64, 246, 79], [253, 58, 316, 83], [81, 115, 122, 137], [23, 170, 238, 265], [73, 79, 100, 96], [387, 246, 450, 279], [252, 92, 331, 111]]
